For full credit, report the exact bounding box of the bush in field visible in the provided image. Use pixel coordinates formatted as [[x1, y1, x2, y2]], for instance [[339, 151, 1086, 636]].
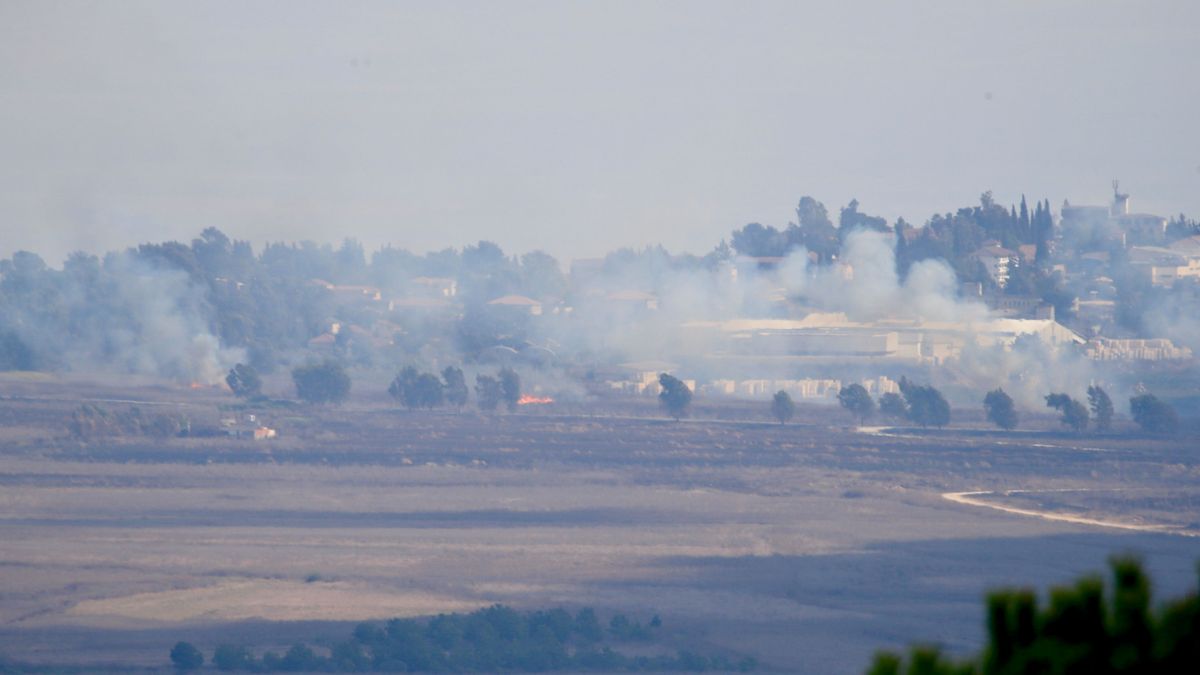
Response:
[[1130, 393, 1178, 434], [838, 383, 875, 425], [225, 363, 262, 398], [212, 644, 253, 671], [898, 378, 950, 428], [389, 366, 445, 409], [475, 374, 503, 412], [983, 388, 1018, 430], [442, 366, 469, 408], [291, 361, 350, 404], [1088, 384, 1114, 432], [879, 392, 908, 420], [499, 367, 521, 412], [169, 641, 203, 670], [658, 373, 693, 421], [1046, 393, 1088, 432], [771, 390, 796, 425], [388, 366, 419, 408]]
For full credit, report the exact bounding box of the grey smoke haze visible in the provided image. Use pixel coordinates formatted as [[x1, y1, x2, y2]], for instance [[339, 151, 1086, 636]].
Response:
[[0, 251, 242, 383], [563, 228, 1108, 407], [2, 0, 1199, 265], [779, 230, 989, 324]]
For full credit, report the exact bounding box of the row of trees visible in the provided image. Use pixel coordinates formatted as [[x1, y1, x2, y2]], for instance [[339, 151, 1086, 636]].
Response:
[[979, 385, 1177, 434], [818, 380, 1175, 435], [249, 362, 1183, 434], [227, 361, 526, 414], [170, 605, 754, 672], [828, 379, 952, 428], [389, 366, 521, 413]]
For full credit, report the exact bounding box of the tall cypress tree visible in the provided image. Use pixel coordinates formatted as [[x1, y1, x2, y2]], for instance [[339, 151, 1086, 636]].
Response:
[[1019, 195, 1031, 240]]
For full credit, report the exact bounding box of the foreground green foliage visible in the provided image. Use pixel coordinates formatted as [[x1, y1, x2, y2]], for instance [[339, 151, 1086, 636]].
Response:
[[866, 557, 1199, 675], [194, 605, 753, 672]]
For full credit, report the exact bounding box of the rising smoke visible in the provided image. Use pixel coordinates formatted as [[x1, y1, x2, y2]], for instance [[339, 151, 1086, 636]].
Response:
[[0, 250, 241, 384]]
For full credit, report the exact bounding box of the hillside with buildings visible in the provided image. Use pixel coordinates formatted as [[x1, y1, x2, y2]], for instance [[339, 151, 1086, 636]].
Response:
[[1, 187, 1197, 415]]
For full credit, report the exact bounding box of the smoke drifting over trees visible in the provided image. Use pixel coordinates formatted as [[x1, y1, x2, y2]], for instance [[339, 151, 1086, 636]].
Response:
[[0, 191, 1196, 428]]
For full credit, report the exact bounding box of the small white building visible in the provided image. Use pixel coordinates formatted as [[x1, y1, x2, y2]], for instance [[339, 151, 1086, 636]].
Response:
[[972, 245, 1017, 288], [488, 294, 543, 316]]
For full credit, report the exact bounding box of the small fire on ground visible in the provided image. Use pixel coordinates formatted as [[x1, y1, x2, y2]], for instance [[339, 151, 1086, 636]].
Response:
[[517, 395, 554, 405]]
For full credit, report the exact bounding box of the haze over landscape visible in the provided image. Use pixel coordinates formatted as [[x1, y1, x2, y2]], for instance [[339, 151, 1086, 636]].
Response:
[[3, 0, 1199, 264], [2, 2, 1200, 674]]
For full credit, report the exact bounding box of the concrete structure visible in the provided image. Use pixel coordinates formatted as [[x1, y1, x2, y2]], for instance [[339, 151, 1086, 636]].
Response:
[[488, 294, 543, 316], [605, 290, 659, 311], [410, 276, 457, 297], [1129, 246, 1200, 286], [1085, 338, 1192, 361], [1169, 235, 1200, 257], [684, 313, 1084, 365], [973, 245, 1017, 288]]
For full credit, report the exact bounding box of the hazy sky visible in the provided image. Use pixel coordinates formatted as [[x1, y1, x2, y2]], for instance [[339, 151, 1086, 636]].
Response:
[[2, 0, 1198, 266]]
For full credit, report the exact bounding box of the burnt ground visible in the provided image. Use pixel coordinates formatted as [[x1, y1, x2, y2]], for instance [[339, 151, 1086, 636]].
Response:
[[0, 373, 1198, 673]]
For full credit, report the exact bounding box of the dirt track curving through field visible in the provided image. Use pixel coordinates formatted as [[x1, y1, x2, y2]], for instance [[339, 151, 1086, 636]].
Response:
[[942, 490, 1200, 537]]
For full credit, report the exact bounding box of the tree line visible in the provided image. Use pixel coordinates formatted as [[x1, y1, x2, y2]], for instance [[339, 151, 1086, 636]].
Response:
[[227, 360, 528, 414], [169, 605, 755, 672]]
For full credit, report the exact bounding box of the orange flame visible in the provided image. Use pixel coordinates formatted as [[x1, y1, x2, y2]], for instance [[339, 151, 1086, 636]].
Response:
[[189, 382, 205, 389], [517, 395, 554, 405]]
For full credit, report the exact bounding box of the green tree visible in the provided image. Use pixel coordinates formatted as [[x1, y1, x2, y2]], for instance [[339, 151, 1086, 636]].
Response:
[[867, 557, 1200, 675], [879, 392, 908, 421], [0, 332, 36, 371], [291, 361, 351, 404], [900, 379, 951, 428], [388, 366, 420, 409], [838, 383, 875, 425], [225, 363, 262, 398], [658, 373, 693, 421], [983, 388, 1018, 430], [1046, 393, 1088, 432], [169, 641, 204, 671], [212, 644, 253, 671], [771, 390, 796, 425], [574, 608, 603, 643], [1088, 385, 1114, 432], [442, 366, 469, 408], [413, 372, 444, 409], [1130, 393, 1179, 434], [475, 375, 502, 412], [498, 367, 521, 412]]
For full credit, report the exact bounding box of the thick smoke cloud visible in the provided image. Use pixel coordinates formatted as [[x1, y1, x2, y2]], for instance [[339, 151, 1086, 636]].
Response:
[[0, 250, 241, 383], [780, 229, 990, 323], [549, 228, 1113, 408]]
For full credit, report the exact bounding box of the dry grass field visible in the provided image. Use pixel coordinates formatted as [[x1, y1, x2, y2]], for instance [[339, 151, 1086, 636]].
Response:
[[1, 373, 1198, 673]]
